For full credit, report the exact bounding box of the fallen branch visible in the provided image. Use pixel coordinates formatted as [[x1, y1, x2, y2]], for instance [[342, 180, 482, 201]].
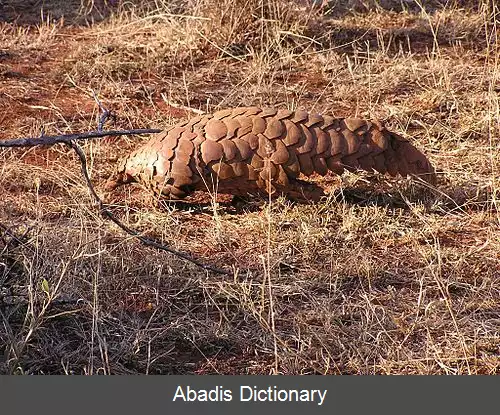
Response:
[[0, 115, 231, 275], [0, 128, 161, 148]]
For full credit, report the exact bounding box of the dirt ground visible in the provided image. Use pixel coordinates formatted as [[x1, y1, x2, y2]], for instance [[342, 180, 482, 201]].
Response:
[[0, 0, 498, 374]]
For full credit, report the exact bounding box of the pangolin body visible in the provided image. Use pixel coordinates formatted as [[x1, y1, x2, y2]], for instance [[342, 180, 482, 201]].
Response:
[[107, 107, 436, 201]]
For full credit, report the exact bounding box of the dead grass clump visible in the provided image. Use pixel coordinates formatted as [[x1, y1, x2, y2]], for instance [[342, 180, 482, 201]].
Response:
[[65, 0, 316, 84]]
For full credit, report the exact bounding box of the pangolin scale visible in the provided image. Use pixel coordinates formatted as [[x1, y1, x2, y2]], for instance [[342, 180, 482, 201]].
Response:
[[106, 107, 436, 201]]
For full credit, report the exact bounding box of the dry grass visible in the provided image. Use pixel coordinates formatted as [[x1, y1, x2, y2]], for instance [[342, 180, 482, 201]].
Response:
[[0, 0, 498, 374]]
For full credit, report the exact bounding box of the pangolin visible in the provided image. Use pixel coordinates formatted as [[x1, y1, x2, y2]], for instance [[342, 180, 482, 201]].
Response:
[[106, 107, 436, 201]]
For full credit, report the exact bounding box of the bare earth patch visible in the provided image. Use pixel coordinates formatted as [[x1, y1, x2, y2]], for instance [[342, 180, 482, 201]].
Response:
[[0, 0, 498, 374]]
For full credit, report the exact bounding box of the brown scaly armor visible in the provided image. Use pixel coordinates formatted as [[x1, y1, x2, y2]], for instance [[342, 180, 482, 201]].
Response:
[[106, 107, 436, 201]]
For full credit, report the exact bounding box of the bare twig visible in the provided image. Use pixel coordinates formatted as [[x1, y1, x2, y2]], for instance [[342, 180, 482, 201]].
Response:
[[0, 128, 161, 148], [67, 141, 231, 276], [91, 90, 116, 132]]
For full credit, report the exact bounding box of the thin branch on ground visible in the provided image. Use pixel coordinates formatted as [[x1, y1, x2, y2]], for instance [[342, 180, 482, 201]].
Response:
[[0, 121, 231, 275], [0, 128, 162, 148]]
